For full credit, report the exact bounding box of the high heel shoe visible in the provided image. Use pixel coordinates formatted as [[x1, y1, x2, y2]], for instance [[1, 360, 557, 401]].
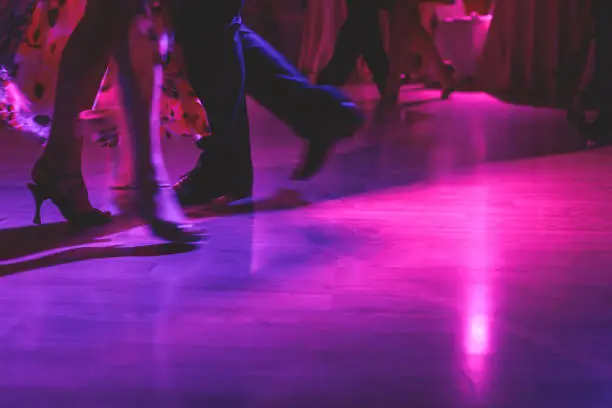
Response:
[[440, 63, 456, 100], [134, 183, 202, 243], [441, 87, 455, 100], [29, 161, 112, 228], [383, 72, 402, 105]]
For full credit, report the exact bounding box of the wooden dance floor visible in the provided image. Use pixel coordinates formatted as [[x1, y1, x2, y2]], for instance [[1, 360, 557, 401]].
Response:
[[1, 85, 612, 407]]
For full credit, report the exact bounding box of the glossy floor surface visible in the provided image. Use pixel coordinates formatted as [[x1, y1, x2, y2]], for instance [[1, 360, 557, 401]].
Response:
[[1, 86, 612, 407]]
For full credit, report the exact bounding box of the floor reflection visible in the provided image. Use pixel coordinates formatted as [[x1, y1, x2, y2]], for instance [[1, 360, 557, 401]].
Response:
[[461, 178, 493, 403], [1, 86, 612, 406]]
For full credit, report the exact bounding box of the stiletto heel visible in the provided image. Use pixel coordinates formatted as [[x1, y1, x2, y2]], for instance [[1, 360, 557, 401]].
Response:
[[30, 160, 112, 228], [27, 182, 45, 225]]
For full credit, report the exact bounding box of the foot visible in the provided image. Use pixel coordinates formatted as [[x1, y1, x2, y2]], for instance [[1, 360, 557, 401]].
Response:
[[383, 73, 401, 104], [582, 113, 612, 148], [173, 170, 252, 208], [440, 63, 456, 100], [31, 160, 111, 228], [441, 87, 455, 100], [567, 91, 589, 127], [291, 101, 365, 180], [135, 184, 203, 242]]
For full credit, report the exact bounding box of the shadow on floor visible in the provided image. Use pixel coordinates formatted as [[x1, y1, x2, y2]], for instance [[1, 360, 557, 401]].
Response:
[[0, 92, 590, 269], [0, 215, 200, 272], [260, 97, 588, 203], [0, 242, 198, 277], [489, 91, 572, 110], [185, 188, 310, 219]]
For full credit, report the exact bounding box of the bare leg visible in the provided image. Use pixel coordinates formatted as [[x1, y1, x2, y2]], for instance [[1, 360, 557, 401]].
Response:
[[89, 63, 136, 189], [113, 15, 196, 242], [113, 26, 166, 189], [34, 0, 137, 211], [28, 0, 138, 227], [405, 15, 455, 93], [40, 0, 136, 173]]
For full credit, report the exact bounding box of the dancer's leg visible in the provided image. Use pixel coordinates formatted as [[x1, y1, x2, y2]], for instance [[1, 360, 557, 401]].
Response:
[[173, 1, 253, 205], [593, 1, 612, 114], [240, 25, 365, 180], [387, 1, 414, 99], [353, 0, 389, 96], [241, 26, 358, 137], [113, 30, 168, 191], [38, 0, 137, 176], [582, 0, 612, 145], [112, 13, 196, 241], [404, 9, 455, 93], [30, 0, 137, 226], [316, 0, 363, 87]]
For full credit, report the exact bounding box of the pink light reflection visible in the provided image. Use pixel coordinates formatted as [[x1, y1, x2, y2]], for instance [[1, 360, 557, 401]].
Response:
[[461, 176, 493, 396], [466, 284, 489, 355], [464, 282, 490, 388]]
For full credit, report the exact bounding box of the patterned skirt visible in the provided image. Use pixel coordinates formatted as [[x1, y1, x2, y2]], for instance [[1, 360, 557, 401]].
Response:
[[0, 0, 211, 144]]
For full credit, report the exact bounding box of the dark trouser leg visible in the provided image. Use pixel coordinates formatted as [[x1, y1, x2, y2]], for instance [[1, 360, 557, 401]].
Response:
[[240, 25, 356, 138], [239, 26, 364, 180], [175, 1, 253, 198], [352, 2, 389, 95], [317, 0, 388, 95], [316, 1, 362, 87], [582, 1, 612, 144], [594, 2, 612, 111]]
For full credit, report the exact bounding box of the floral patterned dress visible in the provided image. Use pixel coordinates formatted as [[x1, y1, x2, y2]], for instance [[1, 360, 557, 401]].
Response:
[[0, 0, 211, 144]]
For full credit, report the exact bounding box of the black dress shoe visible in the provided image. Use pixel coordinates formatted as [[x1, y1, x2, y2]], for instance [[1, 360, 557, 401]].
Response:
[[173, 170, 251, 208], [291, 101, 365, 180]]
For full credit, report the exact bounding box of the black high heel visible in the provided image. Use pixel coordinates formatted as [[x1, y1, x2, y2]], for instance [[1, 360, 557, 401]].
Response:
[[29, 161, 112, 228], [441, 63, 456, 100], [441, 87, 455, 100]]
